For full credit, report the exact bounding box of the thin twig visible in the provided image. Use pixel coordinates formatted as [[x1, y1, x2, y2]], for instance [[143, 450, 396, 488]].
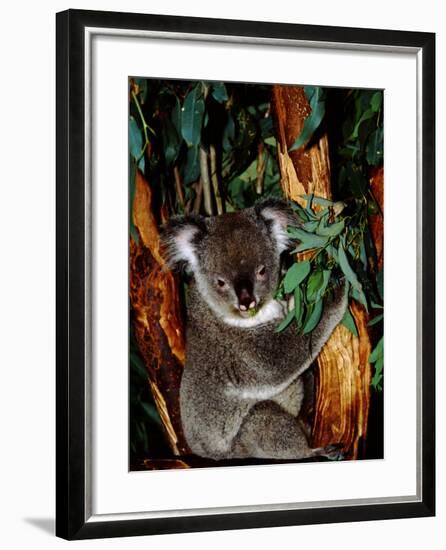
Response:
[[173, 165, 185, 211], [256, 142, 266, 195], [131, 90, 155, 163], [199, 146, 213, 216], [192, 180, 203, 215], [209, 145, 224, 215]]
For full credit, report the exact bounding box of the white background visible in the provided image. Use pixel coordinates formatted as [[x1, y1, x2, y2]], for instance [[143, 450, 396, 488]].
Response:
[[0, 0, 443, 548]]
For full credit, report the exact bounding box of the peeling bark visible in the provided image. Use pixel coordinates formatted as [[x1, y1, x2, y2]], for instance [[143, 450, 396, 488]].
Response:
[[369, 165, 384, 272], [272, 84, 372, 459], [130, 169, 188, 455]]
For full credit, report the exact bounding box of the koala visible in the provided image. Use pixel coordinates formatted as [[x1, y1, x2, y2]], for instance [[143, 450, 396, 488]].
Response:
[[162, 198, 347, 461]]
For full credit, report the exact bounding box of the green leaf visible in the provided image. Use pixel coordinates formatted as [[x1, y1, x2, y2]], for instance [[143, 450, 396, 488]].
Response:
[[289, 87, 326, 151], [275, 308, 295, 332], [369, 336, 384, 363], [374, 356, 384, 376], [371, 354, 384, 390], [211, 82, 228, 103], [366, 127, 384, 166], [377, 268, 384, 300], [222, 113, 235, 151], [283, 261, 311, 293], [130, 349, 146, 379], [348, 108, 375, 142], [129, 116, 143, 160], [327, 244, 339, 263], [171, 96, 182, 135], [368, 313, 384, 327], [317, 219, 345, 237], [306, 270, 331, 303], [140, 402, 163, 426], [306, 271, 323, 302], [338, 242, 362, 292], [288, 227, 329, 252], [239, 159, 258, 182], [351, 286, 369, 312], [303, 220, 319, 232], [259, 116, 273, 138], [302, 194, 335, 207], [303, 299, 323, 334], [181, 85, 205, 146], [342, 308, 358, 337], [370, 91, 383, 113], [129, 158, 139, 244], [264, 136, 277, 147], [294, 286, 304, 328], [162, 118, 181, 166], [183, 145, 200, 184], [371, 369, 383, 390], [133, 78, 148, 104]]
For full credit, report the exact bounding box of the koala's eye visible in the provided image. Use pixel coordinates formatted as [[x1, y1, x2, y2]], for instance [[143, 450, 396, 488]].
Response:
[[217, 278, 227, 288], [257, 265, 266, 278]]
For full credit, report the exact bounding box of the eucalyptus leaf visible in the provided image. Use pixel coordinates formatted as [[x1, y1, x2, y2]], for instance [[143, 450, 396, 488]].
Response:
[[183, 145, 200, 184], [366, 127, 384, 166], [289, 87, 326, 151], [368, 313, 384, 327], [377, 268, 384, 300], [370, 91, 383, 113], [294, 286, 304, 328], [288, 227, 329, 252], [129, 116, 143, 161], [129, 158, 139, 244], [303, 299, 323, 334], [283, 261, 311, 293], [369, 336, 384, 363], [275, 308, 295, 333], [264, 136, 277, 147], [306, 271, 323, 303], [171, 96, 182, 135], [211, 82, 228, 103], [162, 118, 181, 166], [348, 108, 375, 142], [338, 242, 362, 292], [222, 113, 235, 151], [342, 308, 358, 337], [302, 194, 335, 207], [181, 85, 205, 146], [352, 286, 369, 312], [303, 220, 319, 232], [317, 219, 345, 237]]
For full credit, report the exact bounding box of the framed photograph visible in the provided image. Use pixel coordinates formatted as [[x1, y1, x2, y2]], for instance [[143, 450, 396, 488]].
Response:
[[56, 9, 435, 540]]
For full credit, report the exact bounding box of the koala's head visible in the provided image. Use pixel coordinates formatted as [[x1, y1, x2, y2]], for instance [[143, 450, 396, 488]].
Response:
[[161, 198, 296, 322]]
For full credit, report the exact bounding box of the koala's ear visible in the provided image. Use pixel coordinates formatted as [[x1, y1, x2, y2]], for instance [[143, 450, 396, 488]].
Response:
[[254, 198, 296, 253], [160, 215, 207, 271]]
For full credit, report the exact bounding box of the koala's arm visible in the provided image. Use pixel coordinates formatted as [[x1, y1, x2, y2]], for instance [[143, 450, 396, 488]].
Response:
[[242, 281, 348, 387]]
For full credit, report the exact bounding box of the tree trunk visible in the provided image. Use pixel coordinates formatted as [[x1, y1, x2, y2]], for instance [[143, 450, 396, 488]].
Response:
[[272, 85, 372, 459], [369, 165, 384, 272], [130, 169, 188, 455]]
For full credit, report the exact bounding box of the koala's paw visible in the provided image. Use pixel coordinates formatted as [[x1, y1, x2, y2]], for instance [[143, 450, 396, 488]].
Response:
[[319, 443, 345, 461]]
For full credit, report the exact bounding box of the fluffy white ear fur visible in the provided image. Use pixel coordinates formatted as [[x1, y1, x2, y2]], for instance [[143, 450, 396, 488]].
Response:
[[258, 204, 292, 253], [163, 223, 201, 270]]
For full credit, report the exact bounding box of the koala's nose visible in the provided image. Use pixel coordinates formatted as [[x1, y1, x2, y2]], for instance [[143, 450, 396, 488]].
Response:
[[234, 278, 256, 311]]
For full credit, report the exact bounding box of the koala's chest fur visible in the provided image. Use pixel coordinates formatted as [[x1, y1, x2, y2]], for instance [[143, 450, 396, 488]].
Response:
[[185, 290, 301, 401]]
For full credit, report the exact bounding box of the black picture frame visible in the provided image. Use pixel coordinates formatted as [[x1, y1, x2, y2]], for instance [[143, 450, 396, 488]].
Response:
[[56, 9, 435, 540]]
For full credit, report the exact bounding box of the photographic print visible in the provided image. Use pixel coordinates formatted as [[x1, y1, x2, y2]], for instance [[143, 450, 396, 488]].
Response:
[[56, 10, 435, 539], [128, 78, 384, 471]]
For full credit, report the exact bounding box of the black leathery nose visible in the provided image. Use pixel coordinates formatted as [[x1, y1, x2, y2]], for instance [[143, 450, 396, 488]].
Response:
[[234, 276, 255, 309]]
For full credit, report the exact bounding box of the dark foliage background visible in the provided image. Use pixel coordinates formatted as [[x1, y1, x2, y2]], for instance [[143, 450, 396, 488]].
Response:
[[129, 78, 384, 465]]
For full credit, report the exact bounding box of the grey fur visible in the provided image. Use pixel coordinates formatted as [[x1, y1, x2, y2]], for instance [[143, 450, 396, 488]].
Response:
[[162, 199, 348, 460]]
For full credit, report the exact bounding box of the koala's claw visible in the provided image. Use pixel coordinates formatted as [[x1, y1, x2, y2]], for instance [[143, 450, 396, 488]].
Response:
[[320, 443, 344, 461]]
